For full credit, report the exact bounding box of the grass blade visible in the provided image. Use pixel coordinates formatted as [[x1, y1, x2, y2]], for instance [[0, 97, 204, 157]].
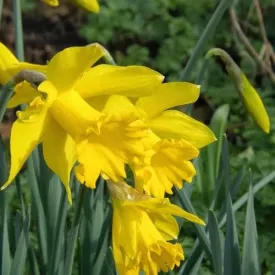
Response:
[[207, 105, 230, 190], [9, 209, 30, 275], [224, 194, 241, 275], [242, 177, 260, 275], [175, 188, 212, 263], [0, 138, 11, 274], [208, 210, 223, 275], [63, 184, 85, 275], [219, 171, 275, 227], [180, 0, 233, 80], [28, 156, 48, 270]]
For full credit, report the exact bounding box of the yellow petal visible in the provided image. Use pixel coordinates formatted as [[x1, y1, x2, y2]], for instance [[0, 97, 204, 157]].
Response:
[[1, 111, 47, 190], [136, 82, 200, 118], [71, 0, 100, 13], [0, 43, 18, 84], [42, 114, 77, 204], [241, 74, 270, 133], [7, 63, 47, 78], [102, 95, 138, 117], [76, 139, 127, 189], [47, 44, 105, 93], [148, 110, 216, 149], [85, 95, 109, 111], [76, 64, 164, 98], [42, 0, 59, 7], [8, 81, 40, 108]]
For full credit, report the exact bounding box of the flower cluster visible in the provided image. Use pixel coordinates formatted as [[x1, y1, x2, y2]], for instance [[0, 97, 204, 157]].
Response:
[[0, 42, 216, 274]]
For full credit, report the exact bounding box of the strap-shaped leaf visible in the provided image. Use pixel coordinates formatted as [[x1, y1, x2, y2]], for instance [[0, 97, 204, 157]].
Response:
[[242, 179, 260, 275]]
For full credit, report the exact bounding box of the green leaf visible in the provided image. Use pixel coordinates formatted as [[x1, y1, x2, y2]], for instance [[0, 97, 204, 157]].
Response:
[[209, 105, 230, 179], [178, 239, 202, 275], [219, 171, 275, 227], [175, 188, 213, 264], [9, 210, 30, 275], [180, 0, 233, 80], [242, 176, 260, 275], [0, 138, 11, 275], [48, 186, 68, 275], [28, 156, 48, 269], [224, 194, 241, 275], [208, 210, 223, 275], [64, 184, 85, 275]]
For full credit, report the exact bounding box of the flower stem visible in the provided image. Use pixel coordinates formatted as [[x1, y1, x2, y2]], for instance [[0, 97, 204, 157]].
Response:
[[0, 82, 14, 122], [12, 0, 24, 61]]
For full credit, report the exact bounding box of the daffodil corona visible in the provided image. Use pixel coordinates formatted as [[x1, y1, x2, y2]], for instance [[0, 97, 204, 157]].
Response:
[[107, 181, 205, 275]]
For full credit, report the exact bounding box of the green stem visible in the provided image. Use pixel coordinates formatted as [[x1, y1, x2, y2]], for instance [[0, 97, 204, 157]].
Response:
[[0, 0, 3, 27], [12, 0, 24, 61], [180, 0, 232, 81], [0, 82, 14, 123], [63, 184, 86, 275], [103, 49, 116, 65]]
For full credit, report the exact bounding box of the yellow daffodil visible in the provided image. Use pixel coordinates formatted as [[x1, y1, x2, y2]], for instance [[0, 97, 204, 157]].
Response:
[[107, 180, 205, 275], [132, 83, 216, 197], [42, 0, 100, 13], [83, 92, 214, 197], [3, 43, 164, 200], [0, 43, 46, 85], [1, 44, 106, 203]]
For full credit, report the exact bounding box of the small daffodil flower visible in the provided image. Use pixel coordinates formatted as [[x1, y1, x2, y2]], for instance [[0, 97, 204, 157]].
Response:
[[107, 180, 204, 275], [42, 0, 100, 13]]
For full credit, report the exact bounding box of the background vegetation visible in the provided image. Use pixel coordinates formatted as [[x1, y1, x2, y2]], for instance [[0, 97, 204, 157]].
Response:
[[1, 0, 275, 274]]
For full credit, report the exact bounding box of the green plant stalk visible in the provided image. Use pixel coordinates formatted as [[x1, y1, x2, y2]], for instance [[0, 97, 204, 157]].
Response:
[[0, 0, 3, 27], [180, 0, 232, 81], [0, 138, 11, 274], [64, 184, 86, 275], [0, 82, 14, 122], [12, 0, 24, 61]]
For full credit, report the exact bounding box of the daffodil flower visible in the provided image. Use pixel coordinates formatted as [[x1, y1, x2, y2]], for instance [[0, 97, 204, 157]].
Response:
[[3, 43, 164, 201], [42, 0, 100, 13], [107, 180, 204, 275], [132, 83, 216, 196], [2, 44, 106, 203]]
